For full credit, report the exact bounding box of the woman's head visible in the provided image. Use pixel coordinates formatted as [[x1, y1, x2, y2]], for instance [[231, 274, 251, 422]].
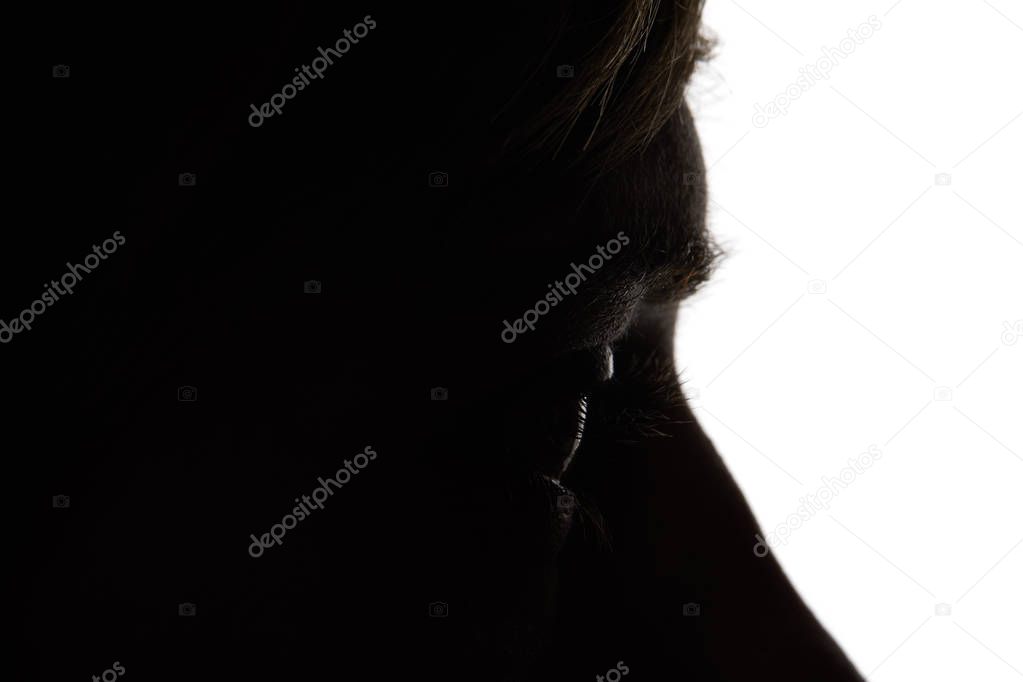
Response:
[[26, 2, 719, 678]]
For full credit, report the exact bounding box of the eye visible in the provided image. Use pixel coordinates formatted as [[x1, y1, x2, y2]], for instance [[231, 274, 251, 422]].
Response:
[[501, 346, 614, 478]]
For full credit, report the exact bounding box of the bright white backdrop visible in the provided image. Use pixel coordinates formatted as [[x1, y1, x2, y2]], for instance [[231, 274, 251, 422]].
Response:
[[677, 1, 1023, 679]]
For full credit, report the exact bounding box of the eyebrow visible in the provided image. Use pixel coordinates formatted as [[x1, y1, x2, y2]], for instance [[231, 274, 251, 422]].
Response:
[[587, 107, 719, 306]]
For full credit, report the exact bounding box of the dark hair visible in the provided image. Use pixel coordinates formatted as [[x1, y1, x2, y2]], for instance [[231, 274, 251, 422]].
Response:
[[509, 0, 713, 172]]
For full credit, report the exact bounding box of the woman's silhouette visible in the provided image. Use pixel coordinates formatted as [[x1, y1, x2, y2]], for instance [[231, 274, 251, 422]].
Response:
[[20, 1, 865, 679]]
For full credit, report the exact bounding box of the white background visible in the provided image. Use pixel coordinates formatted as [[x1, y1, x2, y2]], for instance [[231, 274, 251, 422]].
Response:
[[678, 1, 1023, 679]]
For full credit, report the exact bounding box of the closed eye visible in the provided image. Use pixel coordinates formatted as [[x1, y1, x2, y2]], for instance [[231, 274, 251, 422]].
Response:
[[501, 345, 614, 478]]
